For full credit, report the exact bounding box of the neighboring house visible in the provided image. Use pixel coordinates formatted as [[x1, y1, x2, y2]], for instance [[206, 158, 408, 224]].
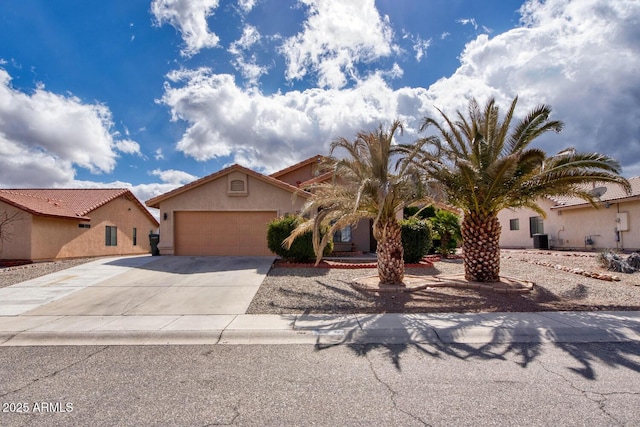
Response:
[[145, 156, 374, 256], [498, 177, 640, 251], [0, 189, 159, 261]]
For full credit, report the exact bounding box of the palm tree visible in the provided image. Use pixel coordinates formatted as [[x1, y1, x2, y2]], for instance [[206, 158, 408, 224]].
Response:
[[285, 121, 423, 285], [414, 96, 631, 282]]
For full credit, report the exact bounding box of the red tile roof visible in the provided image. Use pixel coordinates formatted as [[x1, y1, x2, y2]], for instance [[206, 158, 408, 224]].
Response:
[[0, 189, 158, 225], [549, 177, 640, 209]]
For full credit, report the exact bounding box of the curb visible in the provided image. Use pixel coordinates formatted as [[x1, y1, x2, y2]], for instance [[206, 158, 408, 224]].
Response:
[[2, 315, 639, 346]]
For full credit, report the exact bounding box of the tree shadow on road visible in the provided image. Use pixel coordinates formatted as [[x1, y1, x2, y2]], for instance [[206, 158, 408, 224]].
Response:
[[311, 311, 640, 380]]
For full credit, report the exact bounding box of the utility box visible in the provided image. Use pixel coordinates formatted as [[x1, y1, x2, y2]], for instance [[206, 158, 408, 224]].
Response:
[[533, 233, 549, 250], [616, 212, 629, 231]]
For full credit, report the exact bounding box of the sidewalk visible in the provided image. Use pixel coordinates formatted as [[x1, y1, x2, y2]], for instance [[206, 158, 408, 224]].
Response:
[[1, 311, 639, 346]]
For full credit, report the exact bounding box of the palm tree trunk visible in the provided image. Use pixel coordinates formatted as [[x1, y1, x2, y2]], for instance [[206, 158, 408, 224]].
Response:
[[461, 211, 501, 282], [375, 219, 405, 285]]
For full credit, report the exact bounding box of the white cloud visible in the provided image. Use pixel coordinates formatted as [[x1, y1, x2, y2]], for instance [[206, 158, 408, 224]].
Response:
[[280, 0, 397, 89], [427, 0, 640, 176], [228, 24, 268, 85], [114, 139, 142, 155], [157, 0, 640, 179], [456, 18, 478, 30], [151, 0, 221, 57], [159, 67, 431, 173], [150, 168, 198, 185], [410, 35, 431, 62], [237, 0, 257, 14], [154, 148, 165, 160], [0, 68, 129, 187]]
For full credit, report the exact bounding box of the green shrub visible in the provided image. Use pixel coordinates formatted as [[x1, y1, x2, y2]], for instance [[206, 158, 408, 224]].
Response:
[[267, 216, 332, 262], [400, 218, 433, 263], [404, 205, 437, 220]]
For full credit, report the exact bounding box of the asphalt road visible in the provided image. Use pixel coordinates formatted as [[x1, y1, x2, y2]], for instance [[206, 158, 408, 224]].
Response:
[[1, 342, 639, 426]]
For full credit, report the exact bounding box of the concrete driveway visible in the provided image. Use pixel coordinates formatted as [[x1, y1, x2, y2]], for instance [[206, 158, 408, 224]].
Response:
[[1, 255, 275, 316]]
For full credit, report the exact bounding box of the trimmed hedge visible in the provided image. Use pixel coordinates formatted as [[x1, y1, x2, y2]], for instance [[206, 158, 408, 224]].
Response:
[[400, 217, 433, 263], [267, 216, 333, 263]]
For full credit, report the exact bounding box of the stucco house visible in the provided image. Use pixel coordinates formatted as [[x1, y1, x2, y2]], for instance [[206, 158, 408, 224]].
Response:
[[498, 177, 640, 251], [145, 155, 374, 256], [0, 189, 159, 261]]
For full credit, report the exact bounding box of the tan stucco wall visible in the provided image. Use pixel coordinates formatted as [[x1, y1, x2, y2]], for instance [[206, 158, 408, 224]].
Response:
[[29, 195, 157, 260], [156, 173, 307, 254], [498, 198, 640, 251], [0, 201, 32, 259]]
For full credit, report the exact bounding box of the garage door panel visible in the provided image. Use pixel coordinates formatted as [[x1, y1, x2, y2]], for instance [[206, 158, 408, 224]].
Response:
[[175, 211, 276, 256]]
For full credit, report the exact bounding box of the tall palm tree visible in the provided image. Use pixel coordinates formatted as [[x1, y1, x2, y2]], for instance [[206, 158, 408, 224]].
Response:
[[414, 96, 631, 282], [285, 121, 423, 285]]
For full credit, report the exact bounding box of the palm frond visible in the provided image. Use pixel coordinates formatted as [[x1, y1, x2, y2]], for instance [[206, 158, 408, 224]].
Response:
[[413, 95, 629, 218]]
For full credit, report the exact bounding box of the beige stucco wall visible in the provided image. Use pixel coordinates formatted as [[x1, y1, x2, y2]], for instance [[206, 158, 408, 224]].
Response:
[[156, 173, 307, 254], [0, 201, 32, 259], [29, 195, 157, 260], [498, 198, 640, 251]]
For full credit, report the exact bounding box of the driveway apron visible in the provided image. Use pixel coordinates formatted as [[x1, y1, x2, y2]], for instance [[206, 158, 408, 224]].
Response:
[[1, 256, 275, 316]]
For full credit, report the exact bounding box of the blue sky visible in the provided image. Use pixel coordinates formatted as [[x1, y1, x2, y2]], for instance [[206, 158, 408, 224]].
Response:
[[1, 0, 639, 206]]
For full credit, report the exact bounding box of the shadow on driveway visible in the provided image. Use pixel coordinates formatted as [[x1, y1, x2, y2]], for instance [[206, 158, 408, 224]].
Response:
[[105, 256, 275, 275]]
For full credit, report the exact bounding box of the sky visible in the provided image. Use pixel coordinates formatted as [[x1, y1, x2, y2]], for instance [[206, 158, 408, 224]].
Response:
[[1, 0, 639, 209]]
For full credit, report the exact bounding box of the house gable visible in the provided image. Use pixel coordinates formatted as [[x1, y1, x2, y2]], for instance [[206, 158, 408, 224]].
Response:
[[146, 164, 308, 209]]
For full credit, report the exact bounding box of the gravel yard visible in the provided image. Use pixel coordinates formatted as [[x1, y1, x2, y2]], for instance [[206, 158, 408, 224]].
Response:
[[2, 250, 639, 314], [247, 249, 640, 314]]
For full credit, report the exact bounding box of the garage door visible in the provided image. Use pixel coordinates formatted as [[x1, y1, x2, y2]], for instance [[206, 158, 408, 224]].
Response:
[[174, 211, 277, 256]]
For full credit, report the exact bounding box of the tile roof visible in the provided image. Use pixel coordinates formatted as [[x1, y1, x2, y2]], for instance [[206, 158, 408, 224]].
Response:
[[549, 177, 640, 209], [0, 189, 158, 225], [145, 164, 310, 208]]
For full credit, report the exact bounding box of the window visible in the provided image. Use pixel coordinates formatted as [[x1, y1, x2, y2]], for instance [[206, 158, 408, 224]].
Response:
[[105, 226, 117, 246], [333, 225, 352, 243], [79, 223, 91, 229], [509, 219, 519, 231], [529, 216, 544, 237], [230, 179, 245, 192], [133, 227, 137, 246]]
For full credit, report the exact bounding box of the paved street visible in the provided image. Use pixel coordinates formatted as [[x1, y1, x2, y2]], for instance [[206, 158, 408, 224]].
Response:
[[1, 342, 639, 426]]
